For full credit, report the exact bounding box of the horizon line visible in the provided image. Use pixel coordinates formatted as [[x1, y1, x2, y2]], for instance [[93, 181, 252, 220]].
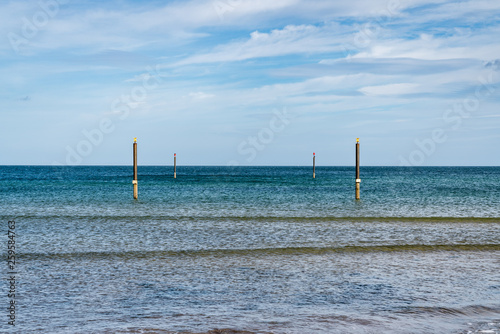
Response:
[[1, 165, 499, 168]]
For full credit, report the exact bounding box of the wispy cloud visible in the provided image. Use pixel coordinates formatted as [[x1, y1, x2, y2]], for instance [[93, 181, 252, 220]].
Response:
[[188, 91, 215, 100], [359, 83, 422, 96], [171, 23, 349, 66], [1, 0, 499, 165]]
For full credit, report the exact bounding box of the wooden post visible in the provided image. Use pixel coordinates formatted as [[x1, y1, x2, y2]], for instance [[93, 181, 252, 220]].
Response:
[[174, 153, 177, 179], [313, 152, 316, 179], [133, 138, 138, 200], [355, 138, 360, 200]]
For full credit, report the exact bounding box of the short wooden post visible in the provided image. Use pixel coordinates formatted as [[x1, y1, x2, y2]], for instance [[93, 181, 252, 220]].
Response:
[[313, 152, 316, 179], [174, 153, 177, 179], [133, 138, 138, 200], [355, 138, 360, 200]]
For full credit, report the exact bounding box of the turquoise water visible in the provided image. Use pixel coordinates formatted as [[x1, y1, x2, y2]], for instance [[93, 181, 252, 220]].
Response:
[[1, 166, 499, 333]]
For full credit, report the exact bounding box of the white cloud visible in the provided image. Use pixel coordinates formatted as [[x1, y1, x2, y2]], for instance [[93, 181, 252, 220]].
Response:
[[353, 32, 500, 61], [3, 0, 500, 165], [172, 23, 349, 66], [3, 0, 498, 59], [188, 91, 215, 99], [400, 0, 500, 25], [359, 83, 422, 96]]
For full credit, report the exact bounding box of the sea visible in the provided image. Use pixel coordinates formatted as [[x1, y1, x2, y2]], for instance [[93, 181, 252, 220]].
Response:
[[1, 166, 499, 334]]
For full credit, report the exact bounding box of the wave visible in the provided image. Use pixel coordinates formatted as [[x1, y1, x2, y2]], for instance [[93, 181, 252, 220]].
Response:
[[18, 244, 500, 261], [394, 305, 500, 317], [5, 215, 500, 223], [108, 328, 261, 334]]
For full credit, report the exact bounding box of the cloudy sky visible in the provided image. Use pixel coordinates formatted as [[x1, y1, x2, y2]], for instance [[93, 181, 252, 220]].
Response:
[[1, 0, 499, 166]]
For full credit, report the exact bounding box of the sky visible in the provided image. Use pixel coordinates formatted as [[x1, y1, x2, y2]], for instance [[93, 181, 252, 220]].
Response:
[[1, 0, 499, 166]]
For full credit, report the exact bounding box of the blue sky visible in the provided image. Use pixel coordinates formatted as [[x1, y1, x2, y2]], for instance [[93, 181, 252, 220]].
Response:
[[1, 0, 499, 166]]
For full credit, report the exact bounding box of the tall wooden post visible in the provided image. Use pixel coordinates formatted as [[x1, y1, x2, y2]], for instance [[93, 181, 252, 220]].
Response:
[[313, 152, 316, 179], [174, 153, 177, 179], [133, 138, 138, 200], [355, 138, 360, 200]]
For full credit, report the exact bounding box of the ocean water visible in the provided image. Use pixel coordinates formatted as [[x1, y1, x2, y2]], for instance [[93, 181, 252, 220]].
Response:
[[1, 166, 499, 333]]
